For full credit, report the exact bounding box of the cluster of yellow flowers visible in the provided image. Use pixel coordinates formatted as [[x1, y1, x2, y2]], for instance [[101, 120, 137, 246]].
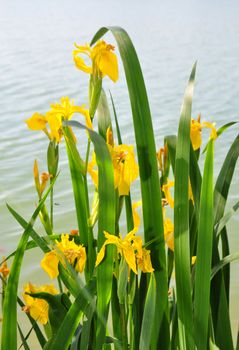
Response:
[[96, 228, 154, 274], [88, 128, 139, 196], [21, 39, 212, 327], [25, 97, 91, 143], [41, 234, 86, 279], [21, 39, 155, 325], [22, 283, 58, 325], [73, 40, 118, 82], [157, 114, 217, 253]]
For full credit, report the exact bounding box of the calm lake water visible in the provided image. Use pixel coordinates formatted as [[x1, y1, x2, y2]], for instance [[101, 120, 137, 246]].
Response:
[[0, 0, 238, 346]]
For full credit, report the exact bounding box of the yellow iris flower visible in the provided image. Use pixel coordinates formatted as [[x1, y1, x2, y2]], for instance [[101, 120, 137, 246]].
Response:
[[95, 228, 154, 274], [25, 112, 47, 131], [190, 114, 217, 150], [23, 283, 58, 325], [73, 40, 118, 82], [25, 97, 92, 143], [163, 208, 174, 251], [41, 234, 86, 279], [33, 159, 50, 198], [132, 201, 142, 227], [137, 248, 155, 273], [157, 144, 168, 172], [190, 115, 202, 150], [162, 179, 174, 208], [0, 257, 10, 278], [88, 143, 139, 196], [191, 256, 197, 265]]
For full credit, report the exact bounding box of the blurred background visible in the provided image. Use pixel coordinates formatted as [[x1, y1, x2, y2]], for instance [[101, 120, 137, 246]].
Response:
[[0, 0, 238, 345]]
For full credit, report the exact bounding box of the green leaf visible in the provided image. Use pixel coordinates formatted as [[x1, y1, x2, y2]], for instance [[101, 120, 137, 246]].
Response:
[[91, 26, 169, 349], [58, 263, 82, 298], [214, 134, 239, 228], [97, 89, 113, 141], [47, 141, 59, 178], [165, 135, 176, 174], [211, 252, 239, 279], [189, 143, 202, 217], [174, 63, 196, 349], [63, 126, 95, 278], [26, 292, 71, 335], [216, 201, 239, 237], [236, 327, 239, 350], [117, 259, 128, 304], [89, 74, 102, 118], [1, 178, 57, 350], [16, 296, 47, 348], [109, 91, 123, 145], [109, 91, 135, 234], [39, 204, 53, 236], [111, 277, 122, 350], [139, 273, 156, 350], [105, 336, 122, 345], [209, 338, 220, 350], [211, 134, 239, 349], [194, 139, 214, 350], [47, 278, 96, 350], [203, 121, 237, 154], [79, 298, 95, 349], [17, 324, 31, 350], [70, 325, 82, 350], [6, 204, 50, 253], [66, 120, 115, 350]]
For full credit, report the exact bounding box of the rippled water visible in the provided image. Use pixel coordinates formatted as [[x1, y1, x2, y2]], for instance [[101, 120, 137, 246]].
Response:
[[1, 0, 239, 345]]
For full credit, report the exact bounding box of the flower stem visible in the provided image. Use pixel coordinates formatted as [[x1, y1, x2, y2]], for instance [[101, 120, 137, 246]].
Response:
[[50, 180, 54, 229], [85, 138, 91, 173], [119, 302, 128, 350]]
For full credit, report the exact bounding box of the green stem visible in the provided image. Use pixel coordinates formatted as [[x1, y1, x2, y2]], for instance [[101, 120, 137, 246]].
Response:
[[57, 276, 63, 294], [119, 302, 128, 350], [129, 304, 134, 350], [50, 179, 54, 229], [84, 138, 96, 277], [85, 138, 91, 172]]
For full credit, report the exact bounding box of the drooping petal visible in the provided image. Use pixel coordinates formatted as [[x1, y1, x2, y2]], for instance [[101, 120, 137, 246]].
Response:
[[164, 217, 174, 251], [123, 245, 138, 274], [74, 40, 118, 82], [190, 116, 202, 150], [45, 112, 62, 143], [41, 251, 59, 279], [25, 113, 47, 131], [132, 201, 142, 228], [73, 43, 92, 74], [124, 227, 139, 242], [95, 242, 107, 267], [98, 50, 118, 82], [118, 176, 130, 196], [23, 283, 58, 325], [202, 121, 217, 140], [111, 144, 139, 196], [76, 246, 87, 273], [73, 55, 92, 74], [162, 180, 174, 208], [137, 248, 154, 273], [76, 107, 92, 129], [88, 152, 99, 188]]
